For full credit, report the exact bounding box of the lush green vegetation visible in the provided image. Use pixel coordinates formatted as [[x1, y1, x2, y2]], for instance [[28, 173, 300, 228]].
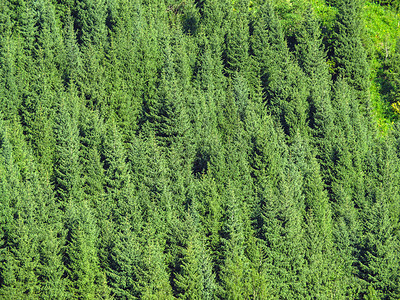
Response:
[[1, 0, 400, 298], [363, 0, 400, 131]]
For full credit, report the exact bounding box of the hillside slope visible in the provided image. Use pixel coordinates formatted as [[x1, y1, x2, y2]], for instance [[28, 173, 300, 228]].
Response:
[[0, 0, 400, 298]]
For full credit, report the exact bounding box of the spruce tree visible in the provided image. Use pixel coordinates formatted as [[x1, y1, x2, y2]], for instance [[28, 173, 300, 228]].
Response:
[[136, 226, 174, 300], [328, 78, 369, 297], [128, 125, 172, 224], [0, 121, 41, 298], [23, 143, 67, 299], [0, 5, 19, 120], [251, 0, 308, 137], [30, 0, 64, 176], [53, 88, 83, 206], [78, 43, 107, 111], [224, 0, 250, 76], [192, 39, 225, 177], [102, 120, 135, 223], [0, 116, 65, 298], [290, 132, 348, 298], [138, 12, 163, 127], [332, 0, 370, 107], [104, 7, 142, 139], [359, 193, 400, 299], [107, 218, 141, 299], [295, 9, 337, 191], [79, 107, 105, 207], [18, 0, 60, 177], [219, 183, 255, 300], [296, 8, 333, 137], [174, 212, 216, 300], [63, 11, 82, 85], [155, 33, 192, 151], [191, 173, 223, 278], [358, 137, 400, 298], [74, 0, 107, 48], [245, 106, 307, 296], [38, 226, 67, 300], [64, 201, 110, 299]]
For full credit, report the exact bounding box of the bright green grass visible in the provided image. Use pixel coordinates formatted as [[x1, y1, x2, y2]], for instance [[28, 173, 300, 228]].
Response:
[[363, 1, 400, 56], [249, 0, 400, 133], [310, 0, 400, 132], [363, 1, 400, 133]]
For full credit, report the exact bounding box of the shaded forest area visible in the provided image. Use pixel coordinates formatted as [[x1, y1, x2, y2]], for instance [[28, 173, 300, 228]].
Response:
[[1, 0, 400, 298]]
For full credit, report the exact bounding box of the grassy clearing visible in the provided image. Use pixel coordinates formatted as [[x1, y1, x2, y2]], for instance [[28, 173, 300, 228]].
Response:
[[291, 0, 400, 132], [363, 1, 400, 132]]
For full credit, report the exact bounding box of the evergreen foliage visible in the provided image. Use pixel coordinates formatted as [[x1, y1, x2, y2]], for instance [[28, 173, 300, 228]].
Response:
[[0, 0, 399, 298], [332, 0, 370, 107]]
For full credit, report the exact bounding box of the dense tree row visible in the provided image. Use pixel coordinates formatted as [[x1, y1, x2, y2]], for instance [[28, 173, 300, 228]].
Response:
[[1, 0, 400, 298]]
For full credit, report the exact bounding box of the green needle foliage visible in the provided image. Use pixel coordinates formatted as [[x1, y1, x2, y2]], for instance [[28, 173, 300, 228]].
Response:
[[0, 0, 400, 298]]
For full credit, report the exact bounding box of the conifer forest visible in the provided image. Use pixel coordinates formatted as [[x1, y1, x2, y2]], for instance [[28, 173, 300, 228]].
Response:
[[1, 0, 400, 298]]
